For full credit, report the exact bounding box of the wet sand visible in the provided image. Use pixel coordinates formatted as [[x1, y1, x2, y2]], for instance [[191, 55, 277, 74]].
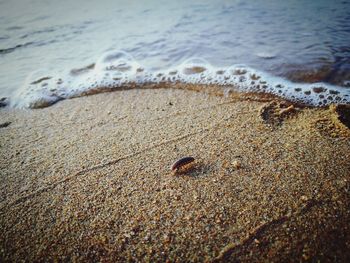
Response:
[[0, 87, 349, 262]]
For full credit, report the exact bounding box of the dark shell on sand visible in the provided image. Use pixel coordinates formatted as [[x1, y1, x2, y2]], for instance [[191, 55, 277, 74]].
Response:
[[171, 156, 195, 171]]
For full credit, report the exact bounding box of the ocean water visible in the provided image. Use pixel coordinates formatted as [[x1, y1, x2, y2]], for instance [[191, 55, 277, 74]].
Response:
[[0, 0, 350, 108]]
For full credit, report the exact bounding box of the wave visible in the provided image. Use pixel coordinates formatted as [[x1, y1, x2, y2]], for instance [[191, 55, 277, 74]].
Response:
[[11, 50, 350, 108]]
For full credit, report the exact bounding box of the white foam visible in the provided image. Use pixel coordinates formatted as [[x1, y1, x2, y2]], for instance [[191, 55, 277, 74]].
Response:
[[11, 50, 350, 108]]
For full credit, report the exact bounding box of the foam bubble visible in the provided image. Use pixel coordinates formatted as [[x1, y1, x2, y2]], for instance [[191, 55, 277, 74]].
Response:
[[11, 50, 350, 108], [256, 51, 277, 59], [11, 70, 66, 108], [180, 58, 211, 75], [95, 50, 140, 73]]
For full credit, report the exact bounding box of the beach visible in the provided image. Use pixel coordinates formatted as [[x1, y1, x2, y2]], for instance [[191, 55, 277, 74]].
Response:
[[0, 87, 349, 262]]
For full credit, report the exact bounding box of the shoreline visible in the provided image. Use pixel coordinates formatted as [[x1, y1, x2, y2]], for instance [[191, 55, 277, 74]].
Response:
[[1, 88, 349, 261]]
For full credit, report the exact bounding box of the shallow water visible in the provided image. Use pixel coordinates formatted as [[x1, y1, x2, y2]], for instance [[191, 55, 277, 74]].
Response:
[[1, 0, 350, 107]]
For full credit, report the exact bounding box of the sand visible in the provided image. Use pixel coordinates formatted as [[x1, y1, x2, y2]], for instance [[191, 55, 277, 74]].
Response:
[[0, 86, 349, 262]]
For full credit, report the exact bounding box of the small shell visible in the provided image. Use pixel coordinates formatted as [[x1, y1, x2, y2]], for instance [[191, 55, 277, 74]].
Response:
[[171, 156, 195, 171]]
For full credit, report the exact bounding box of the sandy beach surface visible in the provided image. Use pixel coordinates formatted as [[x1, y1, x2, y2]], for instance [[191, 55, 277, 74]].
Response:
[[0, 87, 349, 262]]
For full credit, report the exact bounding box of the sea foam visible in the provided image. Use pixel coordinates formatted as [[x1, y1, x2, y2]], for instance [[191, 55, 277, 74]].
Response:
[[11, 50, 350, 108]]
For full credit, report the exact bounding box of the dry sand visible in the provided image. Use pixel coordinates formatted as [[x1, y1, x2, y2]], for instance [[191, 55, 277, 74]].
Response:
[[0, 86, 350, 262]]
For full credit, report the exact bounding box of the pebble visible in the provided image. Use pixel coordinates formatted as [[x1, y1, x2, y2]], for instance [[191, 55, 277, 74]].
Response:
[[0, 121, 11, 128], [0, 97, 8, 107], [300, 195, 308, 201], [232, 160, 241, 169]]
